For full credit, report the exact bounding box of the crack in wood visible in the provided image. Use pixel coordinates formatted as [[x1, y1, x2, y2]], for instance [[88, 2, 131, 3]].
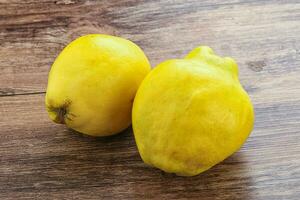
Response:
[[0, 91, 46, 97]]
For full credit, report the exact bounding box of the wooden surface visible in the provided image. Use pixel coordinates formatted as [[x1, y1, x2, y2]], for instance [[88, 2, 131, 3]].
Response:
[[1, 0, 300, 199]]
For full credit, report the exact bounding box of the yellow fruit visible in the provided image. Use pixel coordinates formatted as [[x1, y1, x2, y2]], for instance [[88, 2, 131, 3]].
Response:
[[46, 34, 151, 136], [132, 46, 254, 176]]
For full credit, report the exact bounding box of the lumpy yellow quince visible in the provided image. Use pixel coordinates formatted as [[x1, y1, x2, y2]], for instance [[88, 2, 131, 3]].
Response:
[[46, 34, 151, 136], [132, 46, 254, 176]]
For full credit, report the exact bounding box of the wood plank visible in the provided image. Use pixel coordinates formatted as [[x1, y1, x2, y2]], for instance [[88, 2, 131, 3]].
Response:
[[0, 94, 300, 199], [0, 0, 299, 95]]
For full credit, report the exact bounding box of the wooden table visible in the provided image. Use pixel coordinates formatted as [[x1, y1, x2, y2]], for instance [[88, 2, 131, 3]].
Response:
[[1, 1, 299, 199]]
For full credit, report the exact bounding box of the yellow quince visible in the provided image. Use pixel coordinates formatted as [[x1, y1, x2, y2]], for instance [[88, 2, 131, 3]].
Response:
[[46, 34, 151, 136], [132, 46, 254, 176]]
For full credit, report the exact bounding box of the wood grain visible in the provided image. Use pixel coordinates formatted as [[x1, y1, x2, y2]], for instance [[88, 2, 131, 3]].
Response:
[[0, 0, 300, 199]]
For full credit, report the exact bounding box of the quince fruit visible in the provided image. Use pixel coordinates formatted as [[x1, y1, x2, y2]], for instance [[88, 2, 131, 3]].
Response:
[[46, 34, 151, 136], [132, 46, 254, 176]]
